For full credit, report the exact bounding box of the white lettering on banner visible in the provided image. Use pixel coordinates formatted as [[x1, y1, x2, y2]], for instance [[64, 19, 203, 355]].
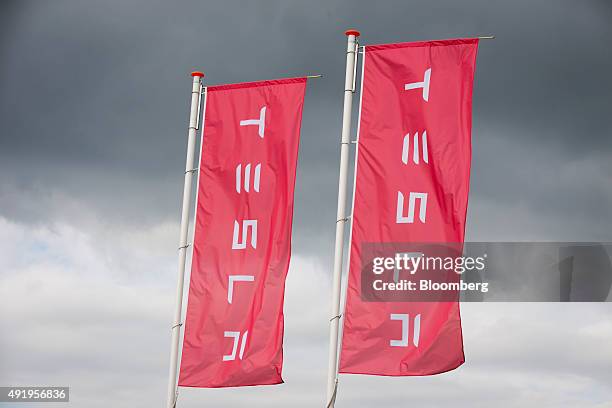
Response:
[[239, 106, 266, 138], [239, 331, 248, 360], [235, 163, 261, 193], [396, 192, 428, 224], [232, 220, 258, 249], [393, 252, 424, 282], [222, 331, 249, 361], [389, 314, 421, 347], [402, 131, 429, 165], [227, 275, 255, 304], [404, 68, 431, 101]]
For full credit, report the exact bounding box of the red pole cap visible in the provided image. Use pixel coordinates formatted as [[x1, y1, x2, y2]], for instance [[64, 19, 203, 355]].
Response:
[[190, 71, 205, 78], [344, 29, 361, 37]]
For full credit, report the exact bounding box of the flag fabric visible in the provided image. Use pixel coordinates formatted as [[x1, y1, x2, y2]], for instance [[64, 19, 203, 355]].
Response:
[[179, 78, 307, 387], [339, 39, 479, 376]]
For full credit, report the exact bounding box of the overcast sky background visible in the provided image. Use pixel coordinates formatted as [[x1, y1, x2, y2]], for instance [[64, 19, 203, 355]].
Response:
[[1, 1, 611, 407]]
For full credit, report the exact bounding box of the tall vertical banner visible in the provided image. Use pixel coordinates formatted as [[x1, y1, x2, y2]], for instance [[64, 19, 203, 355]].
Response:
[[340, 39, 479, 375], [179, 78, 307, 387]]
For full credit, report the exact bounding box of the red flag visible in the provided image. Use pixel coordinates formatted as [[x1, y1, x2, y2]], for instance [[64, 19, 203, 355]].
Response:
[[339, 39, 479, 375], [179, 78, 307, 387]]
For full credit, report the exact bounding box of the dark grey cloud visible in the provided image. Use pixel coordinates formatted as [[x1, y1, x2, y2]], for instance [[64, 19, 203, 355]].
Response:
[[2, 0, 611, 245]]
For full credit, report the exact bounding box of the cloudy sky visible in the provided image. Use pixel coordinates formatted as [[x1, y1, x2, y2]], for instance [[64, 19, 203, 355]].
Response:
[[1, 1, 611, 407]]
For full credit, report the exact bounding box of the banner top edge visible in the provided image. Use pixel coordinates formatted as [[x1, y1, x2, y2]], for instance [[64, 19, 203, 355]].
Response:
[[365, 38, 479, 52], [207, 77, 307, 92]]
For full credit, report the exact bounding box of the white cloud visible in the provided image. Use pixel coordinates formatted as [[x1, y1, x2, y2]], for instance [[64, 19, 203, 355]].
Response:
[[1, 216, 611, 407]]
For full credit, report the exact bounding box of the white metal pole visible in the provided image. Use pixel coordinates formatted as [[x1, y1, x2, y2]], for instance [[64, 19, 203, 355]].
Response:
[[166, 71, 204, 408], [325, 29, 360, 408]]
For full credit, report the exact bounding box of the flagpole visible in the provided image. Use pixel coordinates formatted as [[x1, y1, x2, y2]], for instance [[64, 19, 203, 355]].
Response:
[[166, 71, 204, 408], [325, 29, 360, 408]]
